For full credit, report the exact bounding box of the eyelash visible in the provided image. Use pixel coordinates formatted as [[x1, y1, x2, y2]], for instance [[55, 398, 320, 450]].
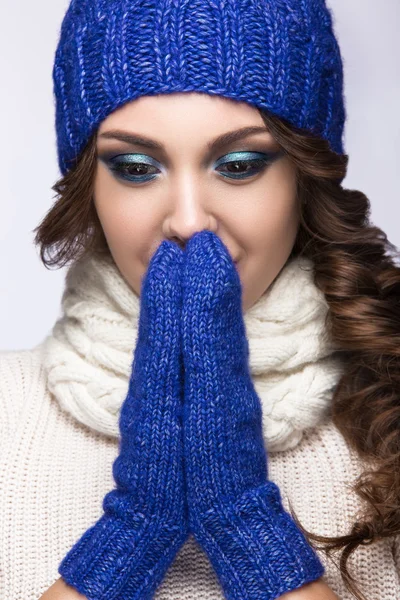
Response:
[[101, 150, 283, 184]]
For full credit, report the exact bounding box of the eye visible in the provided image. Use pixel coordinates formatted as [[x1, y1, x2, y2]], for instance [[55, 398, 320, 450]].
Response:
[[101, 153, 161, 183], [214, 151, 284, 180]]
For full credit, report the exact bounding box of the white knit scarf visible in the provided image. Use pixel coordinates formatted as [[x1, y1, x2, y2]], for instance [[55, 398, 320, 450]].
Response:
[[40, 251, 344, 452]]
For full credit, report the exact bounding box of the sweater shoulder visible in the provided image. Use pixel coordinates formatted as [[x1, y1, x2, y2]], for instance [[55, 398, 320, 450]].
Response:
[[0, 342, 46, 445]]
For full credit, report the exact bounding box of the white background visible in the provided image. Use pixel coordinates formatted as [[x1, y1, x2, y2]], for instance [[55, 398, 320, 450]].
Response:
[[0, 0, 399, 351]]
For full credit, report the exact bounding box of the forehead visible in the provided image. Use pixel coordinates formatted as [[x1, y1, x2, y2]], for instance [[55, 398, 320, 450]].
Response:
[[97, 92, 276, 156]]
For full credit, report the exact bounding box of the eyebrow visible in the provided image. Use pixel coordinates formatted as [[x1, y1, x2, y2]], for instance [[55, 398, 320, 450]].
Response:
[[98, 125, 272, 153]]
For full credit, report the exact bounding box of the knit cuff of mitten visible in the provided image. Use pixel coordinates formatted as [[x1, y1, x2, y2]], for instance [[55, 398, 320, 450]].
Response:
[[192, 481, 325, 600], [58, 511, 188, 600]]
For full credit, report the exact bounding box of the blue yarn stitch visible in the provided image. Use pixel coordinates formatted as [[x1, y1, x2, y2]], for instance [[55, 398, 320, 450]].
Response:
[[53, 0, 346, 176], [181, 230, 325, 600], [58, 240, 189, 600]]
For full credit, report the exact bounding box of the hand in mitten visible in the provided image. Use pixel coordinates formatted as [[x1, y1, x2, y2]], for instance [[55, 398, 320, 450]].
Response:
[[181, 230, 325, 600], [58, 240, 188, 600]]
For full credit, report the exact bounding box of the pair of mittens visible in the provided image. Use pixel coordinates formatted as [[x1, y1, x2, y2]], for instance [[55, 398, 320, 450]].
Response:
[[58, 230, 324, 600]]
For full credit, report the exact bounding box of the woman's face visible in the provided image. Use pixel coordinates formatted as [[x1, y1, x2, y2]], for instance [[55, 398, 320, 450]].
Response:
[[94, 92, 300, 312]]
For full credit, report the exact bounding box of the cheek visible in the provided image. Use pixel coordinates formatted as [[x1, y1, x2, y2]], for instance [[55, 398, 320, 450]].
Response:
[[93, 168, 158, 294], [239, 163, 299, 311], [255, 195, 299, 254], [241, 162, 299, 253]]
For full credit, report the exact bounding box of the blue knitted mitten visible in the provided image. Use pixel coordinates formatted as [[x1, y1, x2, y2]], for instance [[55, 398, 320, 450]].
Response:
[[181, 230, 325, 600], [58, 240, 189, 600]]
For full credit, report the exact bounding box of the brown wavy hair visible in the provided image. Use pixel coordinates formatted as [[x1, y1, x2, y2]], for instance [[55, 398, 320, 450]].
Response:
[[33, 108, 400, 600]]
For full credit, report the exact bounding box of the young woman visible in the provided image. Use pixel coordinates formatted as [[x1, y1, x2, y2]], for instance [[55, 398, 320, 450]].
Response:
[[1, 0, 399, 599]]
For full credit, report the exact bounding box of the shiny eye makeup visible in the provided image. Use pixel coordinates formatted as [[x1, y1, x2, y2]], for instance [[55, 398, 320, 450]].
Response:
[[99, 153, 161, 184], [98, 149, 285, 184], [213, 151, 284, 180]]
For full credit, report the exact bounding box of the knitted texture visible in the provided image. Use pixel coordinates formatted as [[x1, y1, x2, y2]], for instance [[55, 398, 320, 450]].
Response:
[[41, 250, 344, 452], [53, 0, 346, 175], [58, 241, 189, 599], [182, 231, 324, 599], [2, 347, 400, 599]]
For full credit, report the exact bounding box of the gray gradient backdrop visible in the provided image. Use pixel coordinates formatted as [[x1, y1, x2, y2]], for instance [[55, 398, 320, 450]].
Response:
[[1, 0, 399, 351]]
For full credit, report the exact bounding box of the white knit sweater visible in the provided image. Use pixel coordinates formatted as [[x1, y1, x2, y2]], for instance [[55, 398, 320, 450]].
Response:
[[1, 253, 400, 599]]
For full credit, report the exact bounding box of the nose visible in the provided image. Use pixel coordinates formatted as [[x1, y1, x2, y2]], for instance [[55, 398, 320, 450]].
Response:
[[163, 178, 218, 249]]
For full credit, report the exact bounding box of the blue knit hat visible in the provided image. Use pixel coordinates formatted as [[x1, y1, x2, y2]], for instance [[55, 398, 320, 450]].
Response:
[[53, 0, 346, 176]]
